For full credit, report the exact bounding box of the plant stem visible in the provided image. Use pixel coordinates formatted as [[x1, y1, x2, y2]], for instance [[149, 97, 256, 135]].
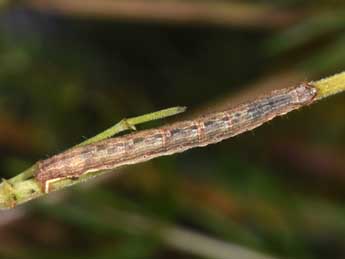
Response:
[[26, 0, 301, 29], [0, 106, 186, 209], [313, 71, 345, 99], [78, 106, 186, 146], [0, 71, 344, 209]]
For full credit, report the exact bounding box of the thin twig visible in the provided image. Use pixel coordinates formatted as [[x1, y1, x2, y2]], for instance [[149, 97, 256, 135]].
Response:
[[25, 0, 304, 29], [312, 71, 345, 100], [78, 106, 187, 147], [0, 106, 186, 208], [0, 72, 345, 209]]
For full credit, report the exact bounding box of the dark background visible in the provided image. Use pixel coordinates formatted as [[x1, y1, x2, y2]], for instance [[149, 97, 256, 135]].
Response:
[[1, 1, 345, 258]]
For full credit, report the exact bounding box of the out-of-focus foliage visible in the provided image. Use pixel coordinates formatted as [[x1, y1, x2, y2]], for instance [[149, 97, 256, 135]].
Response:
[[0, 1, 345, 259], [267, 10, 345, 74]]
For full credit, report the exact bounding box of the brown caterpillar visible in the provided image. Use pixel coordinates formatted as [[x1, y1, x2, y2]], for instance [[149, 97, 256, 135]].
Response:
[[35, 83, 317, 193]]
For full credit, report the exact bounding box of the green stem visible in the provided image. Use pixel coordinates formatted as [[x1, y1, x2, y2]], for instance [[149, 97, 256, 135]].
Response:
[[0, 106, 186, 209], [8, 164, 37, 184], [0, 70, 345, 210], [313, 71, 345, 99], [78, 106, 186, 146]]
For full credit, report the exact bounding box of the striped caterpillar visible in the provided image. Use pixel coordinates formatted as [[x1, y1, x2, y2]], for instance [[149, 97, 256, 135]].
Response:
[[35, 83, 317, 193]]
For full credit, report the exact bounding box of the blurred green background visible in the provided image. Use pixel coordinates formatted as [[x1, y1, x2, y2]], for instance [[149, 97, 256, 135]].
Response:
[[1, 1, 345, 259]]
